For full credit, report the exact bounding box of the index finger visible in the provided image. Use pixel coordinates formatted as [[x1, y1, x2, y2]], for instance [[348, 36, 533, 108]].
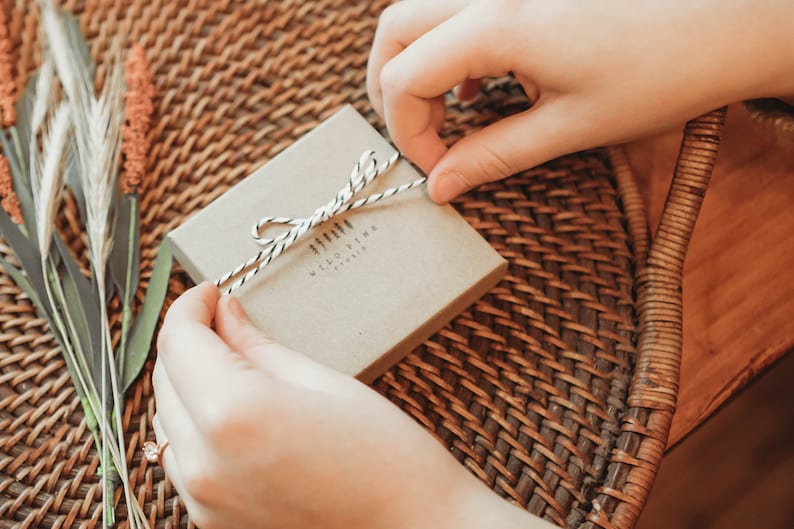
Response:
[[161, 281, 218, 328], [379, 5, 518, 172], [367, 0, 471, 117]]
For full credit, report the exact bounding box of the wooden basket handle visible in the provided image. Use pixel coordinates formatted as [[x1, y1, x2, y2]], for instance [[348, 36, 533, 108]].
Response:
[[610, 107, 728, 412], [581, 109, 729, 529]]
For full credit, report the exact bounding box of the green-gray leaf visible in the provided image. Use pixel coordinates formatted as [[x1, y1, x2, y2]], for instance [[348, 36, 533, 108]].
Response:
[[0, 205, 47, 311], [122, 241, 172, 391], [109, 194, 140, 304], [60, 260, 93, 371], [54, 235, 102, 386], [13, 73, 37, 165]]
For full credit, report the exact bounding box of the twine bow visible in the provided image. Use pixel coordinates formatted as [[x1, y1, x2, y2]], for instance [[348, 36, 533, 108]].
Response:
[[215, 150, 426, 294]]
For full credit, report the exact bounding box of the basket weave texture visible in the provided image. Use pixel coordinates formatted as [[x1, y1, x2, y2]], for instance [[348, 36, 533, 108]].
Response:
[[0, 1, 725, 528]]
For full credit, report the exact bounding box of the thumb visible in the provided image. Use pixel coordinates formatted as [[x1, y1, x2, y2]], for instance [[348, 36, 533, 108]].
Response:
[[427, 101, 582, 203], [214, 294, 348, 391]]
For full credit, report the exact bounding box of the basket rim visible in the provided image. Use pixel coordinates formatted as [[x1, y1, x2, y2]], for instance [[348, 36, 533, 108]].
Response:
[[578, 110, 726, 529]]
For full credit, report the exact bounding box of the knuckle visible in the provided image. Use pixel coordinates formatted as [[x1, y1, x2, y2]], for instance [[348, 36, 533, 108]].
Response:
[[182, 464, 221, 507], [241, 332, 275, 352], [475, 143, 515, 182], [379, 59, 407, 96], [202, 382, 281, 452], [207, 415, 255, 453], [202, 392, 263, 449], [201, 404, 233, 444], [209, 418, 247, 449], [454, 169, 476, 193]]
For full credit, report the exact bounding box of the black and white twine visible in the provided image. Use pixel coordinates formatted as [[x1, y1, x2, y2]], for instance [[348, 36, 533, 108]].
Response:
[[215, 150, 426, 294]]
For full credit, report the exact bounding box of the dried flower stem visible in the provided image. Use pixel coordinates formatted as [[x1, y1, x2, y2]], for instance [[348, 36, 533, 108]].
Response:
[[119, 196, 137, 380], [0, 6, 168, 529], [0, 154, 21, 222], [0, 5, 25, 221], [119, 42, 154, 384], [44, 263, 136, 523], [0, 6, 16, 128], [42, 4, 147, 526], [121, 43, 153, 194]]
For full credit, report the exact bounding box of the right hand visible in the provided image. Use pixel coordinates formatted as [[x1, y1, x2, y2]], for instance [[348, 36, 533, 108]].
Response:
[[367, 0, 794, 203]]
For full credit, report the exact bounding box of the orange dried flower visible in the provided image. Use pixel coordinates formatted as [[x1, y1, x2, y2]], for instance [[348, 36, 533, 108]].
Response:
[[0, 155, 22, 223], [0, 8, 16, 128], [121, 43, 154, 194]]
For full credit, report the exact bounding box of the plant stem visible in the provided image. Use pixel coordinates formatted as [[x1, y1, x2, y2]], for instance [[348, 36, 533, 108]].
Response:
[[114, 194, 153, 529], [99, 277, 146, 529], [41, 257, 114, 527], [99, 286, 111, 528], [118, 194, 138, 383]]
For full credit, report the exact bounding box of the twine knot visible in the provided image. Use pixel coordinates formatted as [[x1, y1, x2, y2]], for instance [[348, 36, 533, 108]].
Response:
[[216, 150, 426, 294]]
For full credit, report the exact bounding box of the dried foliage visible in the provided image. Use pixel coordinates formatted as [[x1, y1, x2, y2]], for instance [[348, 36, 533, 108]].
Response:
[[0, 4, 171, 527]]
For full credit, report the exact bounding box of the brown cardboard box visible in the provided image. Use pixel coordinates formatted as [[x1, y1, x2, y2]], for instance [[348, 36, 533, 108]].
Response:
[[168, 106, 506, 383]]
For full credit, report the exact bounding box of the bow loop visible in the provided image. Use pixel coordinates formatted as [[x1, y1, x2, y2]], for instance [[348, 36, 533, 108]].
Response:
[[215, 150, 426, 294]]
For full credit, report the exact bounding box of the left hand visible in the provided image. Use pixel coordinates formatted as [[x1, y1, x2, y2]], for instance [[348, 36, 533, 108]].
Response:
[[151, 283, 531, 529]]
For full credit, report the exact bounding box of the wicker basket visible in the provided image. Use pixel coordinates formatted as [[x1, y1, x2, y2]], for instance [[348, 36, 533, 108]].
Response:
[[0, 2, 726, 528]]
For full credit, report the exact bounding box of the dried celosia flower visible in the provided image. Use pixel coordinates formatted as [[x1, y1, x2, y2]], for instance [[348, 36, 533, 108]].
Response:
[[0, 8, 16, 128], [121, 43, 154, 194], [0, 155, 22, 223]]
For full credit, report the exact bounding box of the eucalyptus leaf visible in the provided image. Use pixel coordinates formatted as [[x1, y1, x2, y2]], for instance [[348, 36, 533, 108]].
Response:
[[112, 195, 141, 387], [109, 195, 140, 302], [60, 260, 93, 371], [54, 235, 101, 339], [0, 206, 48, 311], [122, 241, 172, 391], [13, 73, 37, 166], [54, 235, 101, 385]]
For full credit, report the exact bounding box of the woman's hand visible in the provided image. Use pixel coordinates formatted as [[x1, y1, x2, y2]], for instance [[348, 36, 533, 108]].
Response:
[[152, 283, 537, 529], [367, 0, 794, 203]]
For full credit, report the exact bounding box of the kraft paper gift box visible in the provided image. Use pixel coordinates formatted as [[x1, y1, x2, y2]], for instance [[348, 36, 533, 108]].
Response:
[[168, 105, 507, 383]]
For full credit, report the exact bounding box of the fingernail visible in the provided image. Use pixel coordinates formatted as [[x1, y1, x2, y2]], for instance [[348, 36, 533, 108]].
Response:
[[227, 296, 247, 321], [429, 169, 467, 204]]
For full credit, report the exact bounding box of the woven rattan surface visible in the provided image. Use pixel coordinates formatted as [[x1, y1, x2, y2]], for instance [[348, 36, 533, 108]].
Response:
[[0, 1, 725, 529]]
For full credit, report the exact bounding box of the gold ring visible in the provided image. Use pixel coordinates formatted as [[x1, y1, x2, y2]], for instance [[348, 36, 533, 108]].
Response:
[[142, 440, 169, 465]]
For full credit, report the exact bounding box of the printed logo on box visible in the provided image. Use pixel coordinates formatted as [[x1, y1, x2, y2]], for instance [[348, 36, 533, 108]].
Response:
[[307, 219, 379, 277]]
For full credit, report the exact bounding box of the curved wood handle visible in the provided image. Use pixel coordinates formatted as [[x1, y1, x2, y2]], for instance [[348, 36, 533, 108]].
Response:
[[629, 107, 728, 411]]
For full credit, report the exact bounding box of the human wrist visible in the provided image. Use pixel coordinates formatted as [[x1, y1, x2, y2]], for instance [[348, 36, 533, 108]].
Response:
[[717, 2, 794, 103], [417, 476, 551, 529]]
